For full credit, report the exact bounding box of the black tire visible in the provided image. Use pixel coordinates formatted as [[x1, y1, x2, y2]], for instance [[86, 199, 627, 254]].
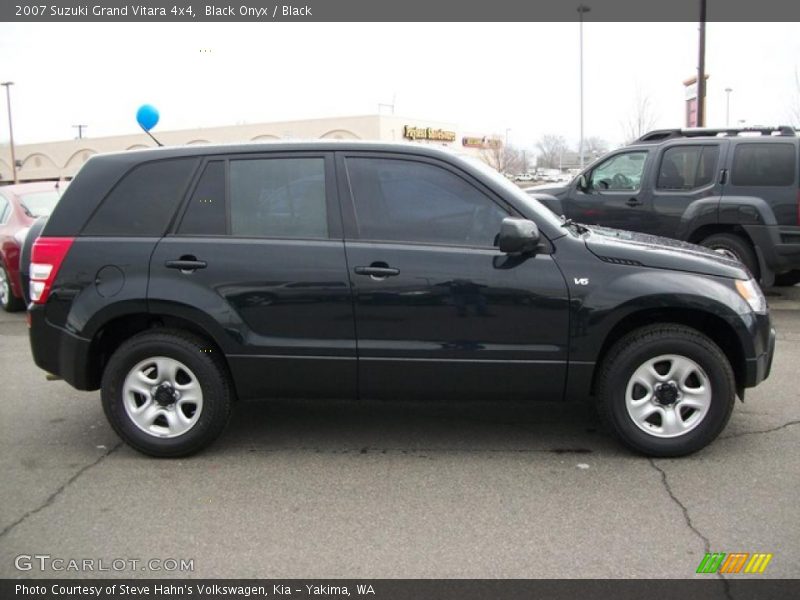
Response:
[[0, 263, 25, 312], [773, 270, 800, 287], [700, 233, 760, 280], [101, 329, 233, 457], [597, 324, 736, 457]]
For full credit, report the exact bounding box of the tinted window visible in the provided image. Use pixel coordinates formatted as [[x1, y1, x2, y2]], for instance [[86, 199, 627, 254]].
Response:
[[178, 161, 226, 235], [0, 197, 8, 224], [346, 157, 508, 247], [590, 152, 647, 191], [83, 158, 197, 236], [731, 143, 796, 187], [657, 145, 720, 190], [230, 158, 327, 238]]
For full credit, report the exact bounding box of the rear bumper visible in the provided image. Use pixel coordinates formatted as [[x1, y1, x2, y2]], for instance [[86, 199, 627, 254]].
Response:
[[745, 225, 800, 273], [28, 306, 97, 390]]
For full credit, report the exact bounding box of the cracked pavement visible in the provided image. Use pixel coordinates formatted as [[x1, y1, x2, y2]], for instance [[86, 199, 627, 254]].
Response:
[[1, 288, 798, 579]]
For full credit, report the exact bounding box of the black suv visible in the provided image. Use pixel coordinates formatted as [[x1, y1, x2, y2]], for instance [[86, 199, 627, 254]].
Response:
[[26, 142, 775, 458], [529, 127, 800, 286]]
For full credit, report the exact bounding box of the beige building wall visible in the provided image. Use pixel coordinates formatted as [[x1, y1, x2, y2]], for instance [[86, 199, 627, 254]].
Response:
[[0, 114, 500, 183]]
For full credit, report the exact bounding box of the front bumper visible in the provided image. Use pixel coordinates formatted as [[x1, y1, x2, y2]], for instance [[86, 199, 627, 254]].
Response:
[[744, 324, 776, 388]]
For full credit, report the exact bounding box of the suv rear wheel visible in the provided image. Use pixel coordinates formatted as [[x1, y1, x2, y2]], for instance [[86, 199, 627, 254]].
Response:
[[597, 324, 735, 457], [700, 233, 759, 280], [101, 330, 232, 457]]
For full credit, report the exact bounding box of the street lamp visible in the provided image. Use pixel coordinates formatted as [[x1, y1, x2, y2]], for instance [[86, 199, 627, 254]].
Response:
[[577, 4, 591, 169], [1, 81, 18, 184], [724, 87, 733, 127]]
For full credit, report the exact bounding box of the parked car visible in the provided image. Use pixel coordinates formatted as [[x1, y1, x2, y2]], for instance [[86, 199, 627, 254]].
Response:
[[0, 182, 62, 311], [26, 142, 774, 458], [528, 126, 800, 286], [515, 173, 535, 182]]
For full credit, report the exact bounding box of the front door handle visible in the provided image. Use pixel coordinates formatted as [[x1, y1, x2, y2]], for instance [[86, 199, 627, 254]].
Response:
[[165, 257, 207, 271], [626, 197, 642, 207], [354, 265, 400, 279]]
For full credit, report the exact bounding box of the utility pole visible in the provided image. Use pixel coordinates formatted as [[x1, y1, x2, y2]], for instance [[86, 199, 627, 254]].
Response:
[[1, 81, 18, 184], [724, 87, 732, 127], [577, 4, 590, 168], [697, 0, 707, 127], [73, 124, 87, 139]]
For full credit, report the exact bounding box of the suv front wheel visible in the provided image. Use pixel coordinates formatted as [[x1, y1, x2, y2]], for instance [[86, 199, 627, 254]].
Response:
[[102, 330, 233, 457], [597, 324, 735, 457]]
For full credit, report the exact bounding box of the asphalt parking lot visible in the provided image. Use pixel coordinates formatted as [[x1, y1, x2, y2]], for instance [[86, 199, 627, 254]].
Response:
[[1, 289, 798, 580]]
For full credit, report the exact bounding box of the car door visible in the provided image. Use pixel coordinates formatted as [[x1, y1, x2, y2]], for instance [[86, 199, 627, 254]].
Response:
[[650, 143, 725, 238], [148, 152, 357, 401], [337, 152, 570, 402], [564, 149, 655, 232]]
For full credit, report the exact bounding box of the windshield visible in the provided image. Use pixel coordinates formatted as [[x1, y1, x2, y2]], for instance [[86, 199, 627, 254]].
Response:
[[20, 191, 60, 217], [457, 154, 565, 231]]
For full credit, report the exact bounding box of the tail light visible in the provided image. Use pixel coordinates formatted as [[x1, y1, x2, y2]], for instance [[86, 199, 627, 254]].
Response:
[[29, 237, 74, 304]]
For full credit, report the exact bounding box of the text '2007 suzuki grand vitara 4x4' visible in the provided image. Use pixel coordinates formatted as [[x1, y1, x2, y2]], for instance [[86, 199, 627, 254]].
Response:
[[27, 142, 775, 457]]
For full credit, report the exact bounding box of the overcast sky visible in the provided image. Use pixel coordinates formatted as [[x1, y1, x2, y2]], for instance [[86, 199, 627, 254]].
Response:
[[0, 21, 798, 152]]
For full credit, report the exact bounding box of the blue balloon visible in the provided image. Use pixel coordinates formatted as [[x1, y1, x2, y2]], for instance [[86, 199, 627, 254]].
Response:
[[136, 104, 159, 132]]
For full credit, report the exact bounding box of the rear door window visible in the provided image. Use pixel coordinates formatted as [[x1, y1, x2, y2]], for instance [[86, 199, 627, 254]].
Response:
[[657, 145, 720, 190], [229, 158, 327, 239], [730, 143, 796, 187]]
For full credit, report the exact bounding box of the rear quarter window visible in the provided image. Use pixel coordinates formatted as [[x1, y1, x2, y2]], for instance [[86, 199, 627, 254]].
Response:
[[82, 158, 197, 236], [730, 143, 796, 187]]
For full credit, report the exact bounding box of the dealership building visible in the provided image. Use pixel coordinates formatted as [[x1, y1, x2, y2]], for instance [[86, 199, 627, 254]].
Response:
[[0, 114, 504, 183]]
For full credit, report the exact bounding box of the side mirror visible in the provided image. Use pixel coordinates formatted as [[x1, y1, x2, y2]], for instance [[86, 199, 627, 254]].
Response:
[[577, 174, 589, 191], [498, 218, 541, 254]]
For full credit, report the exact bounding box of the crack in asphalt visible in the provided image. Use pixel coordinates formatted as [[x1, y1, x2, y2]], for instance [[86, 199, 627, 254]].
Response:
[[649, 459, 734, 600], [0, 442, 122, 541], [720, 419, 800, 440]]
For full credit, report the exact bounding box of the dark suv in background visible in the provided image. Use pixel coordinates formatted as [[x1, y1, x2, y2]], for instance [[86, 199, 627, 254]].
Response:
[[529, 127, 800, 286], [26, 142, 774, 458]]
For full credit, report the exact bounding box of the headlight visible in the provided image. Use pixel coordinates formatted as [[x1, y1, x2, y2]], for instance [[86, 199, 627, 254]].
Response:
[[735, 278, 767, 314]]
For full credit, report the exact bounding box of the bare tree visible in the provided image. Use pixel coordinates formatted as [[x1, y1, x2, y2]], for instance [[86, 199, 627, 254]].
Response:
[[481, 140, 524, 174], [622, 88, 658, 143], [535, 134, 568, 169], [583, 136, 609, 158]]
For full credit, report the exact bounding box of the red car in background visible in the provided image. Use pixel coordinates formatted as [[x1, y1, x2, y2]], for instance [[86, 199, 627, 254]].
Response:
[[0, 182, 63, 311]]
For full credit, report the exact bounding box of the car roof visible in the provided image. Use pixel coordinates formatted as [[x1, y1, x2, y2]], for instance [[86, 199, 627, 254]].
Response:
[[93, 139, 462, 164]]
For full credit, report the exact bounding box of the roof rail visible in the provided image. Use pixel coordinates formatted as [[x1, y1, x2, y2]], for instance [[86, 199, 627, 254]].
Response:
[[636, 126, 798, 143]]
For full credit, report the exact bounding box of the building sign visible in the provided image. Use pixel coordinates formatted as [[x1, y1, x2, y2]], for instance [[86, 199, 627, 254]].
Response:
[[683, 75, 708, 128], [403, 125, 457, 142], [462, 136, 502, 149]]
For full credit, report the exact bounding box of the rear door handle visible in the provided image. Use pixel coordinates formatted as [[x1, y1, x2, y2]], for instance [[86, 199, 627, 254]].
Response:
[[354, 265, 400, 279], [626, 197, 642, 207], [165, 258, 207, 271]]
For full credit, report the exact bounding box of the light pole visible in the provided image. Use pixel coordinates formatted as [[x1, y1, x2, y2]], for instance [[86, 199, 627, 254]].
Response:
[[577, 4, 590, 169], [724, 87, 733, 127], [1, 81, 18, 184], [73, 124, 87, 139]]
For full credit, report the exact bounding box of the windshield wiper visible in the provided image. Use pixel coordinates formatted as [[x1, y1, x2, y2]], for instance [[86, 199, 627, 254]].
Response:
[[560, 217, 590, 235]]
